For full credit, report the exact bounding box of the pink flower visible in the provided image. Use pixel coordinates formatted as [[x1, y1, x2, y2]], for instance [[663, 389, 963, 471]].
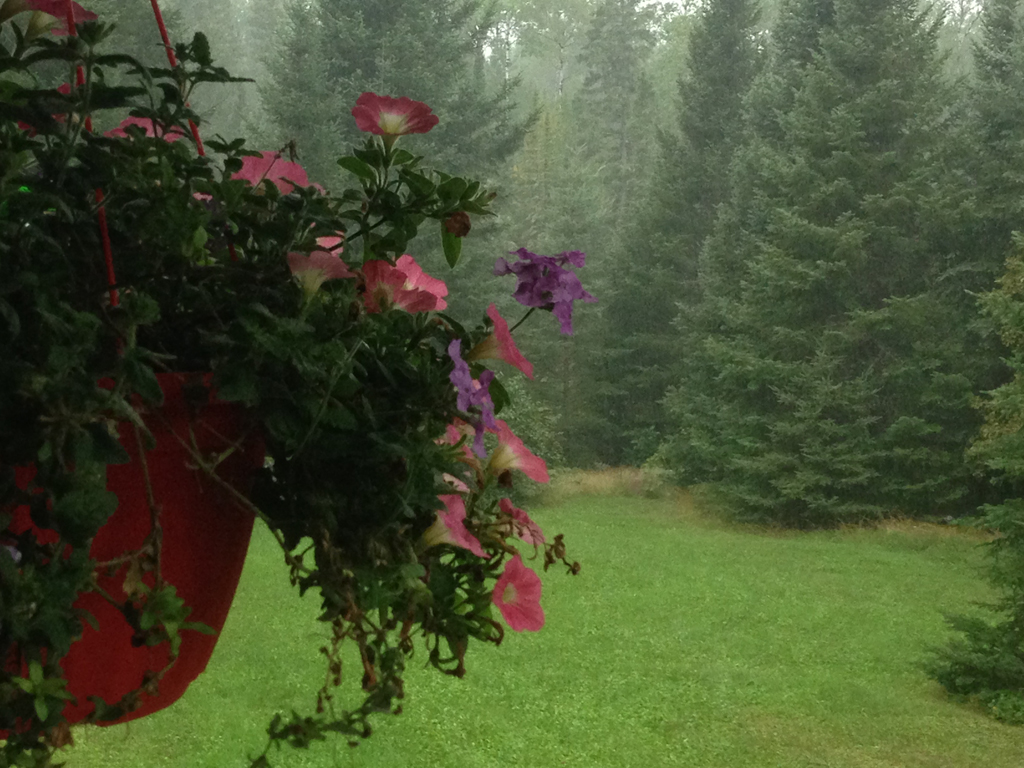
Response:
[[316, 234, 344, 253], [287, 249, 353, 295], [487, 420, 549, 484], [362, 255, 448, 313], [466, 304, 534, 379], [232, 150, 321, 195], [105, 115, 188, 142], [4, 1, 97, 35], [420, 495, 485, 557], [499, 498, 545, 545], [351, 92, 439, 137], [492, 554, 544, 632]]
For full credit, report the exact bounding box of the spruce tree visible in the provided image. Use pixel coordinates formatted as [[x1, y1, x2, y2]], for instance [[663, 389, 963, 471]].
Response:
[[664, 0, 978, 525], [597, 0, 761, 465]]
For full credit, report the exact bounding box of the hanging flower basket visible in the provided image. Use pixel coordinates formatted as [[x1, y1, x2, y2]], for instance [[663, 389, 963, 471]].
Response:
[[8, 373, 262, 725], [0, 2, 590, 763]]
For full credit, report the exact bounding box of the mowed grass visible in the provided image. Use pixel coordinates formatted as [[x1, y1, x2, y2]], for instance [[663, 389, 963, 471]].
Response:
[[65, 486, 1024, 768]]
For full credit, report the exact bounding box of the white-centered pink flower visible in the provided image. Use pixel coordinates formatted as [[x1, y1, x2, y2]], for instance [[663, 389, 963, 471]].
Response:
[[466, 304, 533, 379], [362, 255, 447, 313], [3, 1, 97, 35], [487, 420, 549, 483], [499, 498, 545, 545], [420, 494, 485, 557], [287, 249, 353, 295], [492, 554, 544, 632], [351, 92, 439, 137]]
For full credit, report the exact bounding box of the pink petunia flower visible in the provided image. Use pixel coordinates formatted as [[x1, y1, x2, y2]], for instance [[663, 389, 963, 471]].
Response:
[[499, 498, 545, 545], [487, 419, 549, 484], [105, 115, 188, 142], [362, 255, 447, 313], [492, 554, 544, 632], [420, 494, 485, 557], [316, 234, 344, 253], [232, 150, 321, 195], [466, 304, 534, 379], [287, 249, 353, 295], [351, 92, 439, 137], [4, 1, 97, 35]]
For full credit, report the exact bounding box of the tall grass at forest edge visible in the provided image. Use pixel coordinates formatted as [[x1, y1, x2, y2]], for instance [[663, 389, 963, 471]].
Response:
[[68, 471, 1023, 768]]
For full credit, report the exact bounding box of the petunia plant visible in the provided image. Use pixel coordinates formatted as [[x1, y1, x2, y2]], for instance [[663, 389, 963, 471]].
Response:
[[0, 6, 592, 768]]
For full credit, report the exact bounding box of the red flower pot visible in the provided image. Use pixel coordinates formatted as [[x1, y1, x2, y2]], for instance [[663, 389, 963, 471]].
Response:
[[6, 372, 262, 725]]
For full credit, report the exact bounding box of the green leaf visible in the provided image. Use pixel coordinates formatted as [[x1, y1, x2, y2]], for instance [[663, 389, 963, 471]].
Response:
[[337, 157, 376, 182], [33, 696, 48, 722], [391, 149, 415, 165], [489, 376, 509, 415], [124, 356, 163, 405], [437, 177, 468, 202], [85, 423, 130, 465], [192, 32, 212, 67], [441, 225, 462, 269]]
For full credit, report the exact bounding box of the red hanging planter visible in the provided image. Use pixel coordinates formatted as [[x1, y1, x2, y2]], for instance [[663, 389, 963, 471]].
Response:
[[8, 372, 262, 725]]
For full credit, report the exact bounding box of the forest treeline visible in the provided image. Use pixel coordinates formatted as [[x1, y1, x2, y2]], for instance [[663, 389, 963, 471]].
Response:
[[77, 0, 1024, 717]]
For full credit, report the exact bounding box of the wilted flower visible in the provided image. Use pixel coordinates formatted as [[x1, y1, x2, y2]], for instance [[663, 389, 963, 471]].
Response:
[[494, 248, 597, 335], [499, 498, 545, 545], [351, 92, 439, 138], [444, 211, 471, 237], [419, 494, 485, 557], [363, 255, 447, 313], [466, 304, 533, 379], [492, 554, 544, 632]]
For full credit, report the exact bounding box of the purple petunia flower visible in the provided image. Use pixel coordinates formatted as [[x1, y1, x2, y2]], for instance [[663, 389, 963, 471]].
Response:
[[448, 340, 498, 457], [493, 248, 597, 335]]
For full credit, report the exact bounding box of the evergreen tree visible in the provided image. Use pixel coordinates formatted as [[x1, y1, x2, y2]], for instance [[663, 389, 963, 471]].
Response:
[[927, 0, 1024, 725], [663, 0, 978, 525], [928, 236, 1024, 725], [597, 0, 761, 464]]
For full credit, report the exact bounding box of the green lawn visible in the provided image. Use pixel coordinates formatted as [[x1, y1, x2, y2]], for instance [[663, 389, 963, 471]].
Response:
[[65, 494, 1024, 767]]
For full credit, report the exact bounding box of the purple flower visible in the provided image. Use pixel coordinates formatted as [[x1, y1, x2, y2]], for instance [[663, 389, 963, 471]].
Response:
[[493, 248, 597, 335], [448, 340, 498, 457]]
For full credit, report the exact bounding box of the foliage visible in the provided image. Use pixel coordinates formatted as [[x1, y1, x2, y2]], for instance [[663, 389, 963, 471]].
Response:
[[606, 0, 761, 467], [929, 236, 1024, 725], [659, 0, 991, 526], [0, 10, 585, 766]]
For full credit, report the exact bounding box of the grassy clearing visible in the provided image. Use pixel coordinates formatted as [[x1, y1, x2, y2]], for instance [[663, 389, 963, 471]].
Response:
[[65, 485, 1021, 767]]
